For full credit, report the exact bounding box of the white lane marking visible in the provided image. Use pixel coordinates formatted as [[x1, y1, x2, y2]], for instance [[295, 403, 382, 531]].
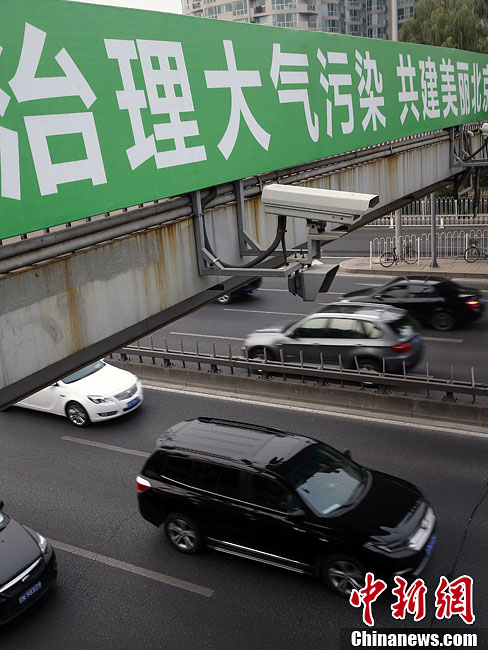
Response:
[[260, 288, 342, 294], [423, 336, 464, 343], [49, 539, 213, 598], [356, 283, 384, 287], [169, 332, 245, 341], [223, 309, 307, 316], [143, 383, 488, 439], [62, 436, 147, 457]]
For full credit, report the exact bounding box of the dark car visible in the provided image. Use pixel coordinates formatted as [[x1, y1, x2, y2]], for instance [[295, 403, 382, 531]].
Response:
[[0, 502, 57, 625], [137, 418, 436, 598], [217, 277, 262, 304], [243, 303, 423, 373], [340, 276, 485, 331]]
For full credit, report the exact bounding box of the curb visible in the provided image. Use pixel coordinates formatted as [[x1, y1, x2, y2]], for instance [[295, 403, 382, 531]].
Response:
[[338, 258, 488, 280]]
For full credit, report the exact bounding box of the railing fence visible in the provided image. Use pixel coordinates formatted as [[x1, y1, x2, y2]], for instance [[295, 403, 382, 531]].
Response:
[[369, 196, 488, 227], [370, 229, 488, 261]]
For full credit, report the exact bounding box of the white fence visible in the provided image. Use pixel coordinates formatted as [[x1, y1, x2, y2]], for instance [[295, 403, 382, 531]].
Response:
[[370, 229, 488, 261], [369, 197, 488, 227]]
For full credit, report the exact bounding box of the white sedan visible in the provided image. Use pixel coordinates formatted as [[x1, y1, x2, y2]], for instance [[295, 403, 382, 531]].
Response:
[[16, 360, 143, 427]]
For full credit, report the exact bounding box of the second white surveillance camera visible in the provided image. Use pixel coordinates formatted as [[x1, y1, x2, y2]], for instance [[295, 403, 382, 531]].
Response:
[[261, 184, 379, 226]]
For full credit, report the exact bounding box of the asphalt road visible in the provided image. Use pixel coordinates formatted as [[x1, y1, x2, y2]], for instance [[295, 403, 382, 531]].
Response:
[[1, 387, 487, 650], [138, 270, 488, 384]]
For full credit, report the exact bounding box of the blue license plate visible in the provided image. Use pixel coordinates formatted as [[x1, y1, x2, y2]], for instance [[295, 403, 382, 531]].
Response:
[[18, 581, 42, 605], [425, 534, 436, 557], [127, 397, 140, 409]]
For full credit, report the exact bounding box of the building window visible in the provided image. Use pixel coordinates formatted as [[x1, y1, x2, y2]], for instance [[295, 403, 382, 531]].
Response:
[[273, 12, 298, 26], [272, 0, 296, 9], [347, 8, 361, 20], [348, 23, 362, 35], [367, 11, 386, 25], [322, 18, 345, 32], [308, 14, 317, 27], [254, 15, 269, 23], [398, 6, 414, 20]]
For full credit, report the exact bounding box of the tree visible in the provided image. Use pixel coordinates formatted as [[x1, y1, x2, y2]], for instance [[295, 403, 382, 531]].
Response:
[[399, 0, 488, 54]]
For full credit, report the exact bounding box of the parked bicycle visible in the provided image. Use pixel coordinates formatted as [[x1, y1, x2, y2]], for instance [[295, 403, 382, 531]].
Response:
[[464, 240, 488, 262], [379, 245, 417, 268]]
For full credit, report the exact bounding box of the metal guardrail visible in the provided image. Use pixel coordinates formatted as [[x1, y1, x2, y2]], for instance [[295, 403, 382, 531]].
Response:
[[114, 343, 488, 404]]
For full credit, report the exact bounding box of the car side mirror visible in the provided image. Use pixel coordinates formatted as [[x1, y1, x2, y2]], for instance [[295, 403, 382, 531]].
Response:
[[0, 501, 4, 511], [289, 507, 306, 519], [343, 449, 352, 460], [374, 295, 383, 300]]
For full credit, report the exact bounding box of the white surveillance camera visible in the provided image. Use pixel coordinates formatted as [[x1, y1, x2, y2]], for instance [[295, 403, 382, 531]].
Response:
[[261, 184, 379, 226], [466, 129, 474, 138], [481, 122, 488, 139]]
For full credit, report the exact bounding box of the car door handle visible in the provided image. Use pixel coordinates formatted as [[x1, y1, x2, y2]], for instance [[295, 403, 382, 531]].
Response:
[[245, 513, 257, 521], [189, 497, 201, 505], [292, 527, 307, 533]]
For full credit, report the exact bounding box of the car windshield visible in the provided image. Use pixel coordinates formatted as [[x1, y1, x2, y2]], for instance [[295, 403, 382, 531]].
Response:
[[62, 360, 105, 384], [285, 444, 366, 516], [388, 315, 418, 338]]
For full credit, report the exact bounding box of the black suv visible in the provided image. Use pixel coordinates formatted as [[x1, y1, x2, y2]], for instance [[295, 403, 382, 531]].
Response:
[[137, 418, 436, 597]]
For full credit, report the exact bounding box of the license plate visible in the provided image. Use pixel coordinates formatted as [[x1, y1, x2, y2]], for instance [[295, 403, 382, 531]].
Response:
[[425, 534, 436, 558], [18, 581, 42, 605], [127, 397, 140, 409], [411, 335, 421, 344]]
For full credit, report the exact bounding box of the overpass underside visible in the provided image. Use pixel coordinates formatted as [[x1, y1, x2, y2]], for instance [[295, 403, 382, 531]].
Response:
[[0, 130, 474, 408]]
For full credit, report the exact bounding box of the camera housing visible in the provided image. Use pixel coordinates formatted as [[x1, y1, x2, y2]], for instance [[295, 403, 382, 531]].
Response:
[[261, 184, 379, 226]]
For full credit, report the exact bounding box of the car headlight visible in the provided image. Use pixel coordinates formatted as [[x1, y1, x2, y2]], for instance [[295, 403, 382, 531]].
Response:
[[88, 395, 114, 404], [25, 528, 52, 562], [407, 507, 435, 551]]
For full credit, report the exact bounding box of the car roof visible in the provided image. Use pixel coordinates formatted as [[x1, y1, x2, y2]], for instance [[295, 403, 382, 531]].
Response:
[[156, 418, 315, 470], [317, 302, 407, 321]]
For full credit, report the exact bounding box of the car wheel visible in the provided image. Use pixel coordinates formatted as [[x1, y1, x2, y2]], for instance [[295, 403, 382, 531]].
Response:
[[430, 310, 455, 331], [65, 401, 91, 428], [322, 554, 366, 598], [357, 359, 382, 373], [217, 294, 231, 304], [164, 513, 204, 554], [248, 347, 265, 361]]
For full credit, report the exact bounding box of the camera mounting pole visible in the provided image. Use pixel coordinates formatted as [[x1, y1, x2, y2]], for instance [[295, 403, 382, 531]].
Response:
[[191, 185, 379, 301]]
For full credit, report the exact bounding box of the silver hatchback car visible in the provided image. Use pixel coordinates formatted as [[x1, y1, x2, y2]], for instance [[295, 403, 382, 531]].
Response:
[[243, 302, 424, 373]]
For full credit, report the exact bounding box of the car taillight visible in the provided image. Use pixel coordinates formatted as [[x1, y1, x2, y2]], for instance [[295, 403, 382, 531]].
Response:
[[466, 299, 480, 310], [136, 476, 151, 493], [391, 342, 412, 353]]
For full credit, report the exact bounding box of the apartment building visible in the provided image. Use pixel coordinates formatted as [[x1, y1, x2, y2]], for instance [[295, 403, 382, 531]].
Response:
[[181, 0, 417, 40]]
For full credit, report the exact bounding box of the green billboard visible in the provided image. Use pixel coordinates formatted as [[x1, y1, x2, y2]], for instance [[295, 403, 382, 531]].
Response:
[[0, 0, 487, 239]]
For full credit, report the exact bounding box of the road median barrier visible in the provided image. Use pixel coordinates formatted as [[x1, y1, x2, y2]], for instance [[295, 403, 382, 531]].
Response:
[[108, 347, 488, 432]]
